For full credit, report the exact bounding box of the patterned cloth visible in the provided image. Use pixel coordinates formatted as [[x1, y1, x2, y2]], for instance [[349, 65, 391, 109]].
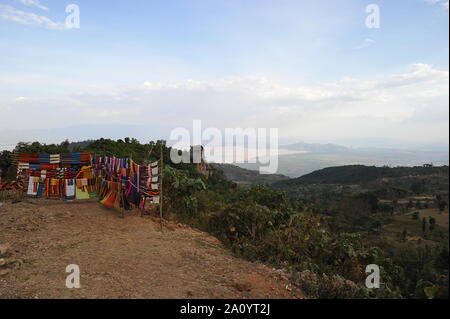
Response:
[[16, 152, 93, 200]]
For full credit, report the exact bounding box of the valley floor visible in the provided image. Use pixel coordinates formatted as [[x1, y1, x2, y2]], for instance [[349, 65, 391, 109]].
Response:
[[0, 199, 302, 299]]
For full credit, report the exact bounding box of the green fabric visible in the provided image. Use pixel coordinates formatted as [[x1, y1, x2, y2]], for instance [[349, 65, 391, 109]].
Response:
[[89, 190, 99, 198], [76, 188, 90, 200]]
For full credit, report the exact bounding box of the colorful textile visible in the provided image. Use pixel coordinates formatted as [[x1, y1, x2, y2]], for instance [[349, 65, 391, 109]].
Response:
[[45, 178, 61, 199], [65, 179, 75, 200], [36, 179, 46, 198], [93, 156, 161, 211], [0, 181, 21, 191], [16, 152, 93, 200], [151, 196, 160, 204], [14, 152, 161, 210], [27, 177, 38, 196], [76, 187, 90, 200]]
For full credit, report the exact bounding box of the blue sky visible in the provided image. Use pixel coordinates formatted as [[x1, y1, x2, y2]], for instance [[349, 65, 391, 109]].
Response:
[[0, 0, 448, 150]]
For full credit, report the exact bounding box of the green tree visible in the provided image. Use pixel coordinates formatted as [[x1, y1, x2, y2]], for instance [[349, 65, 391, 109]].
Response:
[[422, 217, 427, 234], [436, 245, 449, 269], [438, 200, 447, 212], [0, 150, 13, 180], [402, 228, 408, 241], [429, 217, 436, 233]]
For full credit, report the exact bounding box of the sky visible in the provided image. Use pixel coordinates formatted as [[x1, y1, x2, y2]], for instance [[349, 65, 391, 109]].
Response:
[[0, 0, 448, 151]]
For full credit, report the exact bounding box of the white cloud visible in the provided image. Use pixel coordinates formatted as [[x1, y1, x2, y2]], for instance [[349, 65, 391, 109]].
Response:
[[14, 0, 48, 11], [382, 63, 449, 88], [424, 0, 449, 9], [0, 64, 448, 148], [355, 38, 375, 50], [0, 4, 66, 30]]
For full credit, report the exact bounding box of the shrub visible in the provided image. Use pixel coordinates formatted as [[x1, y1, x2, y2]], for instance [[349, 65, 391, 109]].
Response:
[[292, 270, 320, 297], [318, 274, 362, 299], [292, 270, 362, 299]]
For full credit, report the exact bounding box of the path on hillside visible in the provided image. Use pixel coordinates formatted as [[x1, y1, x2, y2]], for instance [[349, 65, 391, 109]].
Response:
[[0, 200, 302, 299]]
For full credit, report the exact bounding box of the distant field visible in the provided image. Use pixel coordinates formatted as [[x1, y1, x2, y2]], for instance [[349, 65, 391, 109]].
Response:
[[211, 163, 289, 185], [410, 196, 437, 200], [408, 208, 450, 228], [381, 208, 449, 245], [396, 197, 436, 204]]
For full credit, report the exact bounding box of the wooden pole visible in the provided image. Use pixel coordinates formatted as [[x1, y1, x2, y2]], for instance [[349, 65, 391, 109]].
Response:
[[159, 142, 164, 229], [146, 145, 154, 165]]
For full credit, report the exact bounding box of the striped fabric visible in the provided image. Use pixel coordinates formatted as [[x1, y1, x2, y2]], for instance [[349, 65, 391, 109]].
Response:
[[15, 152, 93, 200]]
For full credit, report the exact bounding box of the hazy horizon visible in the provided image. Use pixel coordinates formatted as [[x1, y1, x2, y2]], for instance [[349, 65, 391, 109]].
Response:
[[1, 131, 449, 153]]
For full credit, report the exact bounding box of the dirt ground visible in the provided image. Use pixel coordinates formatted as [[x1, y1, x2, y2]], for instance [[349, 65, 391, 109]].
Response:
[[0, 199, 303, 299]]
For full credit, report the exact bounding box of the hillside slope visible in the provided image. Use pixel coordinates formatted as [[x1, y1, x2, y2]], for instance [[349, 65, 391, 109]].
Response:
[[211, 163, 289, 186], [0, 200, 302, 299], [236, 142, 449, 177], [273, 165, 449, 187]]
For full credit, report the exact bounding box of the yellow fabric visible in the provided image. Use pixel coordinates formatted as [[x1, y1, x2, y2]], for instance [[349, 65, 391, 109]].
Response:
[[76, 187, 90, 200], [81, 166, 93, 179]]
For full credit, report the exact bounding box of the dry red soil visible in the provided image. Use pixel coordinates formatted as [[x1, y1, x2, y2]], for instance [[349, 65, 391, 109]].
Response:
[[0, 199, 303, 299]]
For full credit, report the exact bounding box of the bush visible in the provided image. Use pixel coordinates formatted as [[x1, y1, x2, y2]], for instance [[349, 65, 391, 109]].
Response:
[[209, 201, 276, 244], [163, 165, 206, 217], [292, 270, 362, 299], [318, 274, 362, 299], [292, 270, 320, 297]]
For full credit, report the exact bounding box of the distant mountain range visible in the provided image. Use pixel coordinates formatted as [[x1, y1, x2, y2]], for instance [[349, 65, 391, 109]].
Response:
[[235, 142, 449, 177], [272, 164, 449, 187]]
